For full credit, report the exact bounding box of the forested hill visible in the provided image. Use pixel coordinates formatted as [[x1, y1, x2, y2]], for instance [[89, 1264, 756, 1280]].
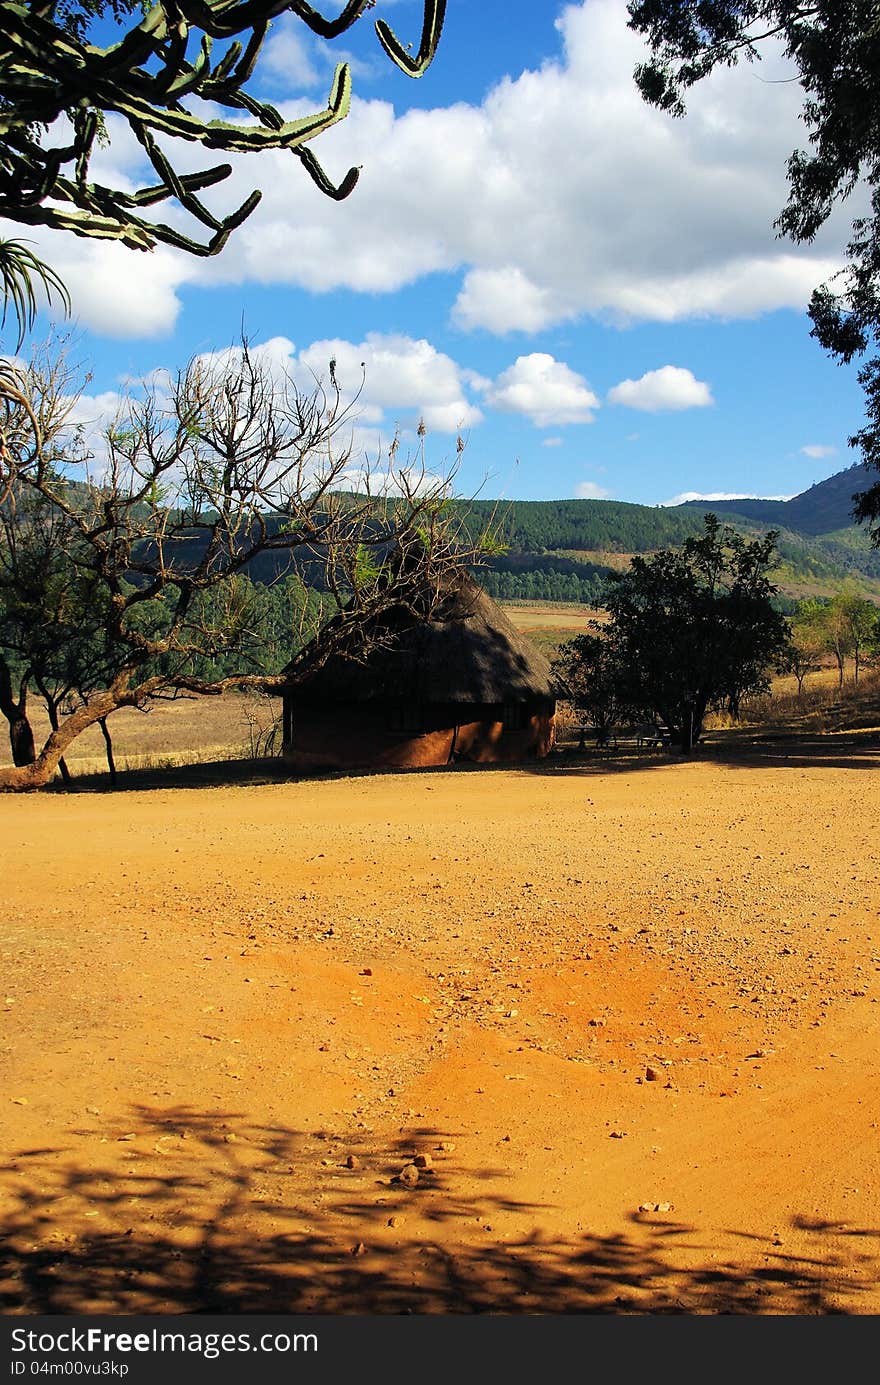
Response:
[[677, 462, 875, 536], [453, 464, 880, 605], [460, 498, 711, 554]]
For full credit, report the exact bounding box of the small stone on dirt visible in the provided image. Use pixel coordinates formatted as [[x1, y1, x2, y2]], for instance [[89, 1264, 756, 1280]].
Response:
[[399, 1164, 420, 1187], [345, 1154, 361, 1170], [645, 1066, 662, 1082], [413, 1153, 433, 1169]]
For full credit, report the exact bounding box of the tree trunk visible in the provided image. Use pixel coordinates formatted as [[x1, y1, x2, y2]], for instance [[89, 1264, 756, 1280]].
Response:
[[0, 661, 36, 766], [678, 703, 699, 753], [98, 717, 117, 787], [0, 687, 129, 792], [45, 696, 71, 785], [8, 713, 36, 767]]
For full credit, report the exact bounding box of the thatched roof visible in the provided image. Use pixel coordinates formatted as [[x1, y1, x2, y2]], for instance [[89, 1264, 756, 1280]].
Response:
[[284, 579, 559, 704]]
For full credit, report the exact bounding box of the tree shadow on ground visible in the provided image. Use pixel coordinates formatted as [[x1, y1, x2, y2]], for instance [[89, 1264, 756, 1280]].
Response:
[[50, 756, 293, 794], [1, 1106, 877, 1314], [50, 725, 880, 794], [522, 730, 880, 778]]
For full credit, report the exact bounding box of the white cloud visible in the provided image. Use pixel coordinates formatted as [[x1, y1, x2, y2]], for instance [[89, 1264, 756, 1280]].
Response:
[[9, 226, 188, 339], [259, 19, 381, 92], [608, 366, 713, 412], [575, 480, 611, 499], [59, 336, 471, 487], [334, 465, 451, 498], [119, 334, 483, 471], [486, 353, 599, 426], [542, 436, 563, 448], [801, 443, 837, 458], [452, 267, 575, 334], [18, 0, 854, 338], [663, 490, 794, 506], [66, 388, 128, 432], [296, 332, 483, 432], [259, 20, 323, 89]]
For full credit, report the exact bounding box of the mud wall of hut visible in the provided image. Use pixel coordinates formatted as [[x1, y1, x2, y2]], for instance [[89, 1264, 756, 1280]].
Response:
[[282, 699, 556, 769]]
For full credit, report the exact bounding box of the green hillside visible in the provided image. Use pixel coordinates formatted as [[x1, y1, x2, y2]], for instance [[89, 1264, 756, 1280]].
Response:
[[455, 466, 880, 606]]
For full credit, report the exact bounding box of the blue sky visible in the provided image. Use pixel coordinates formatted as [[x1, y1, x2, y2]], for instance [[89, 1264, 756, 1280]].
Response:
[[11, 0, 868, 506]]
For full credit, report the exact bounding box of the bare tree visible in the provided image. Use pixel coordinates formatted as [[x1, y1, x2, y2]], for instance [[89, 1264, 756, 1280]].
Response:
[[0, 336, 485, 790]]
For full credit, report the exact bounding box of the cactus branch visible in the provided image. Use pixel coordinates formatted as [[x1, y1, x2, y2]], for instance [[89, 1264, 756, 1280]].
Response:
[[0, 0, 445, 257], [375, 0, 446, 77]]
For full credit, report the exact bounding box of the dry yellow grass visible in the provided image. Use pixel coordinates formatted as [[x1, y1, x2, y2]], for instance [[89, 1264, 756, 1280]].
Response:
[[497, 600, 603, 631], [0, 690, 277, 771]]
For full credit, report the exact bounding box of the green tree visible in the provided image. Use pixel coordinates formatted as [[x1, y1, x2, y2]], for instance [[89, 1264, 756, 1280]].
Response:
[[627, 1, 880, 536], [0, 1, 445, 260], [551, 629, 636, 745], [0, 483, 112, 774], [599, 514, 791, 751], [780, 600, 826, 696], [835, 585, 880, 683], [809, 584, 880, 685]]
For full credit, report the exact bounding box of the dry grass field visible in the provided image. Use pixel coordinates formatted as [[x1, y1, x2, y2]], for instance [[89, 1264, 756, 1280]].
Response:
[[495, 600, 602, 632], [0, 691, 277, 774]]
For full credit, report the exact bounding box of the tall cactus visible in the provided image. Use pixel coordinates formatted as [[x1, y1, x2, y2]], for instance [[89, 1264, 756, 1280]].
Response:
[[0, 0, 446, 256]]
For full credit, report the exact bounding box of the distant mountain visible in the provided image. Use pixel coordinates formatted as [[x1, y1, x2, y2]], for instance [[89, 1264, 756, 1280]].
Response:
[[677, 462, 875, 537]]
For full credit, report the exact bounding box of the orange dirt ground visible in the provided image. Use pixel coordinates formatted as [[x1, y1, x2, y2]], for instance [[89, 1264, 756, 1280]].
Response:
[[2, 741, 880, 1315]]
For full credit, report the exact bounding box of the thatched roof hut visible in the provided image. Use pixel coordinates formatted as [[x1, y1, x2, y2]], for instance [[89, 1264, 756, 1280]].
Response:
[[281, 578, 560, 769]]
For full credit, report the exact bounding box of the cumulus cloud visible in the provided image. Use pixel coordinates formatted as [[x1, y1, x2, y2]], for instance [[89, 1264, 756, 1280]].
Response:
[[61, 335, 471, 487], [107, 333, 484, 482], [259, 17, 381, 92], [452, 267, 575, 334], [574, 480, 611, 499], [542, 436, 563, 448], [663, 490, 794, 506], [486, 353, 599, 426], [259, 20, 323, 89], [608, 366, 713, 412], [18, 0, 853, 338], [801, 443, 837, 458], [5, 225, 189, 339], [296, 332, 483, 433]]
